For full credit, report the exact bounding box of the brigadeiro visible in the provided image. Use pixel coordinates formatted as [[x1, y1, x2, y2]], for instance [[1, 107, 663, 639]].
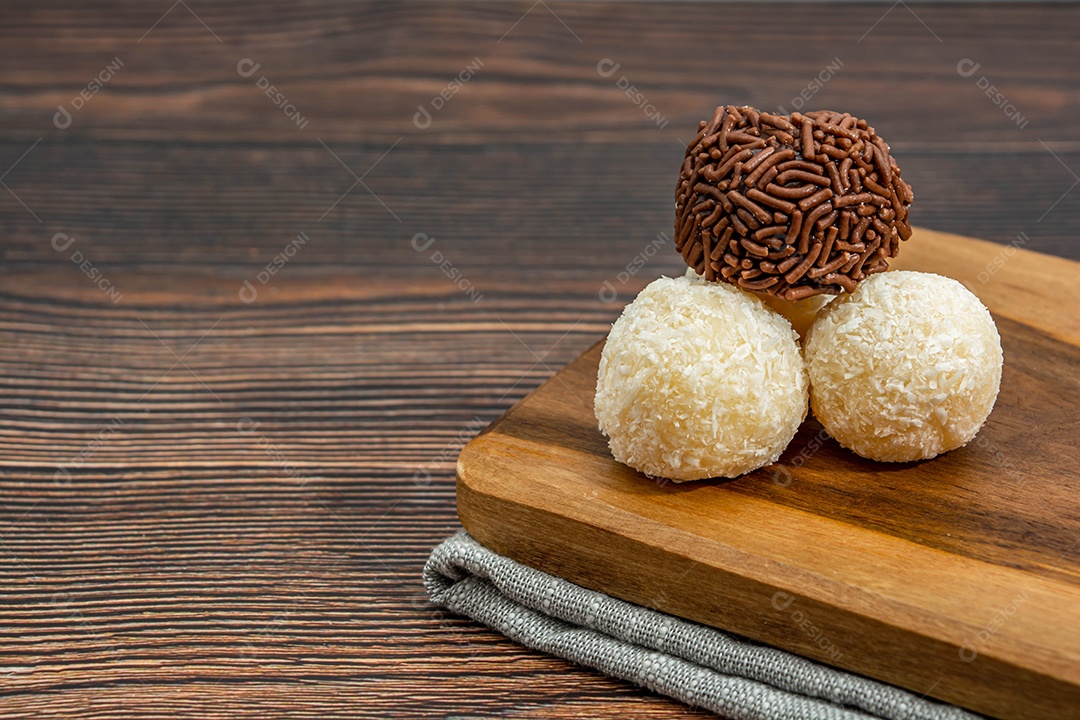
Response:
[[674, 105, 914, 301]]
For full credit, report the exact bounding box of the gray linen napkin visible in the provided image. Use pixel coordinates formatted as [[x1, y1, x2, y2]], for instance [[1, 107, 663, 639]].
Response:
[[424, 530, 981, 720]]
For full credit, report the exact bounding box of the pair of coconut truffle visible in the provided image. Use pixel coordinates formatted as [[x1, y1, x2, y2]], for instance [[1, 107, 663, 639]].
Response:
[[594, 106, 1003, 482]]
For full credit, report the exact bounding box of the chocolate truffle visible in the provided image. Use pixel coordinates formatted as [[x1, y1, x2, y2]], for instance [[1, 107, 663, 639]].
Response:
[[595, 275, 808, 481], [675, 105, 913, 301], [804, 271, 1002, 462]]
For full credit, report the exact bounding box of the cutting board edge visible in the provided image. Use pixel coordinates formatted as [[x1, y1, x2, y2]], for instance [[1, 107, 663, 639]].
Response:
[[458, 427, 1080, 668], [457, 445, 1080, 718]]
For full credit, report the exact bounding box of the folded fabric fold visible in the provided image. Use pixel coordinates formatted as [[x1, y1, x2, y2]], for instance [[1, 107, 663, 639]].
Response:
[[424, 530, 980, 720]]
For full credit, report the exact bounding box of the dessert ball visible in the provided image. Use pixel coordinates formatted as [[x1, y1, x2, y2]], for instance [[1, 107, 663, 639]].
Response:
[[674, 105, 913, 301], [685, 267, 831, 338], [595, 275, 808, 481], [804, 271, 1002, 462]]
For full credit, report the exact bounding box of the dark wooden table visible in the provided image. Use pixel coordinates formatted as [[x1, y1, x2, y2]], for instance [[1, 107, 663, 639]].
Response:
[[1, 3, 1076, 717]]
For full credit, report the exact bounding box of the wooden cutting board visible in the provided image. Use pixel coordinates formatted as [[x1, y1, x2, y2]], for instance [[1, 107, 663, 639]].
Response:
[[456, 227, 1080, 720]]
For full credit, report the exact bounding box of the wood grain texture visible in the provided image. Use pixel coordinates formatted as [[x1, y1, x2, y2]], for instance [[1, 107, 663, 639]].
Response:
[[0, 1, 1078, 718], [458, 230, 1080, 720]]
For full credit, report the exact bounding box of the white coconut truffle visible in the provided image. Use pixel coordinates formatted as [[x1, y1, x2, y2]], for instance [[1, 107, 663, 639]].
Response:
[[685, 267, 831, 339], [804, 271, 1003, 462], [595, 275, 808, 481]]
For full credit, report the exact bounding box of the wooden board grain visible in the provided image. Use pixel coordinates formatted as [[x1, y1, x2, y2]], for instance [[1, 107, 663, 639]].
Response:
[[457, 227, 1080, 720]]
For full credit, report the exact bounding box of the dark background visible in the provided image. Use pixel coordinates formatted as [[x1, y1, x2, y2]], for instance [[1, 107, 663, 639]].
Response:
[[1, 2, 1076, 717]]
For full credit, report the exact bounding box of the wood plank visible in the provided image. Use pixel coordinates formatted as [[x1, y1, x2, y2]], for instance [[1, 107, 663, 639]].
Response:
[[1, 3, 1078, 145], [0, 271, 640, 718], [1, 1, 1079, 717], [458, 227, 1080, 719], [1, 142, 1076, 269]]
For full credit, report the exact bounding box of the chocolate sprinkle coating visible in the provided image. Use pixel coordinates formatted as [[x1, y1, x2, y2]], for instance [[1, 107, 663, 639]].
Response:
[[675, 105, 913, 300]]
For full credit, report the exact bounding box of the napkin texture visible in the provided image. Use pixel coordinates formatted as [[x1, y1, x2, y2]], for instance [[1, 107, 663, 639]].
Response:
[[424, 530, 980, 720]]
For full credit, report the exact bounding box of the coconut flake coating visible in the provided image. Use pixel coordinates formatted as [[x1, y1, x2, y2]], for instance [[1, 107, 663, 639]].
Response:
[[686, 266, 832, 338], [595, 275, 808, 481], [804, 271, 1002, 462]]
